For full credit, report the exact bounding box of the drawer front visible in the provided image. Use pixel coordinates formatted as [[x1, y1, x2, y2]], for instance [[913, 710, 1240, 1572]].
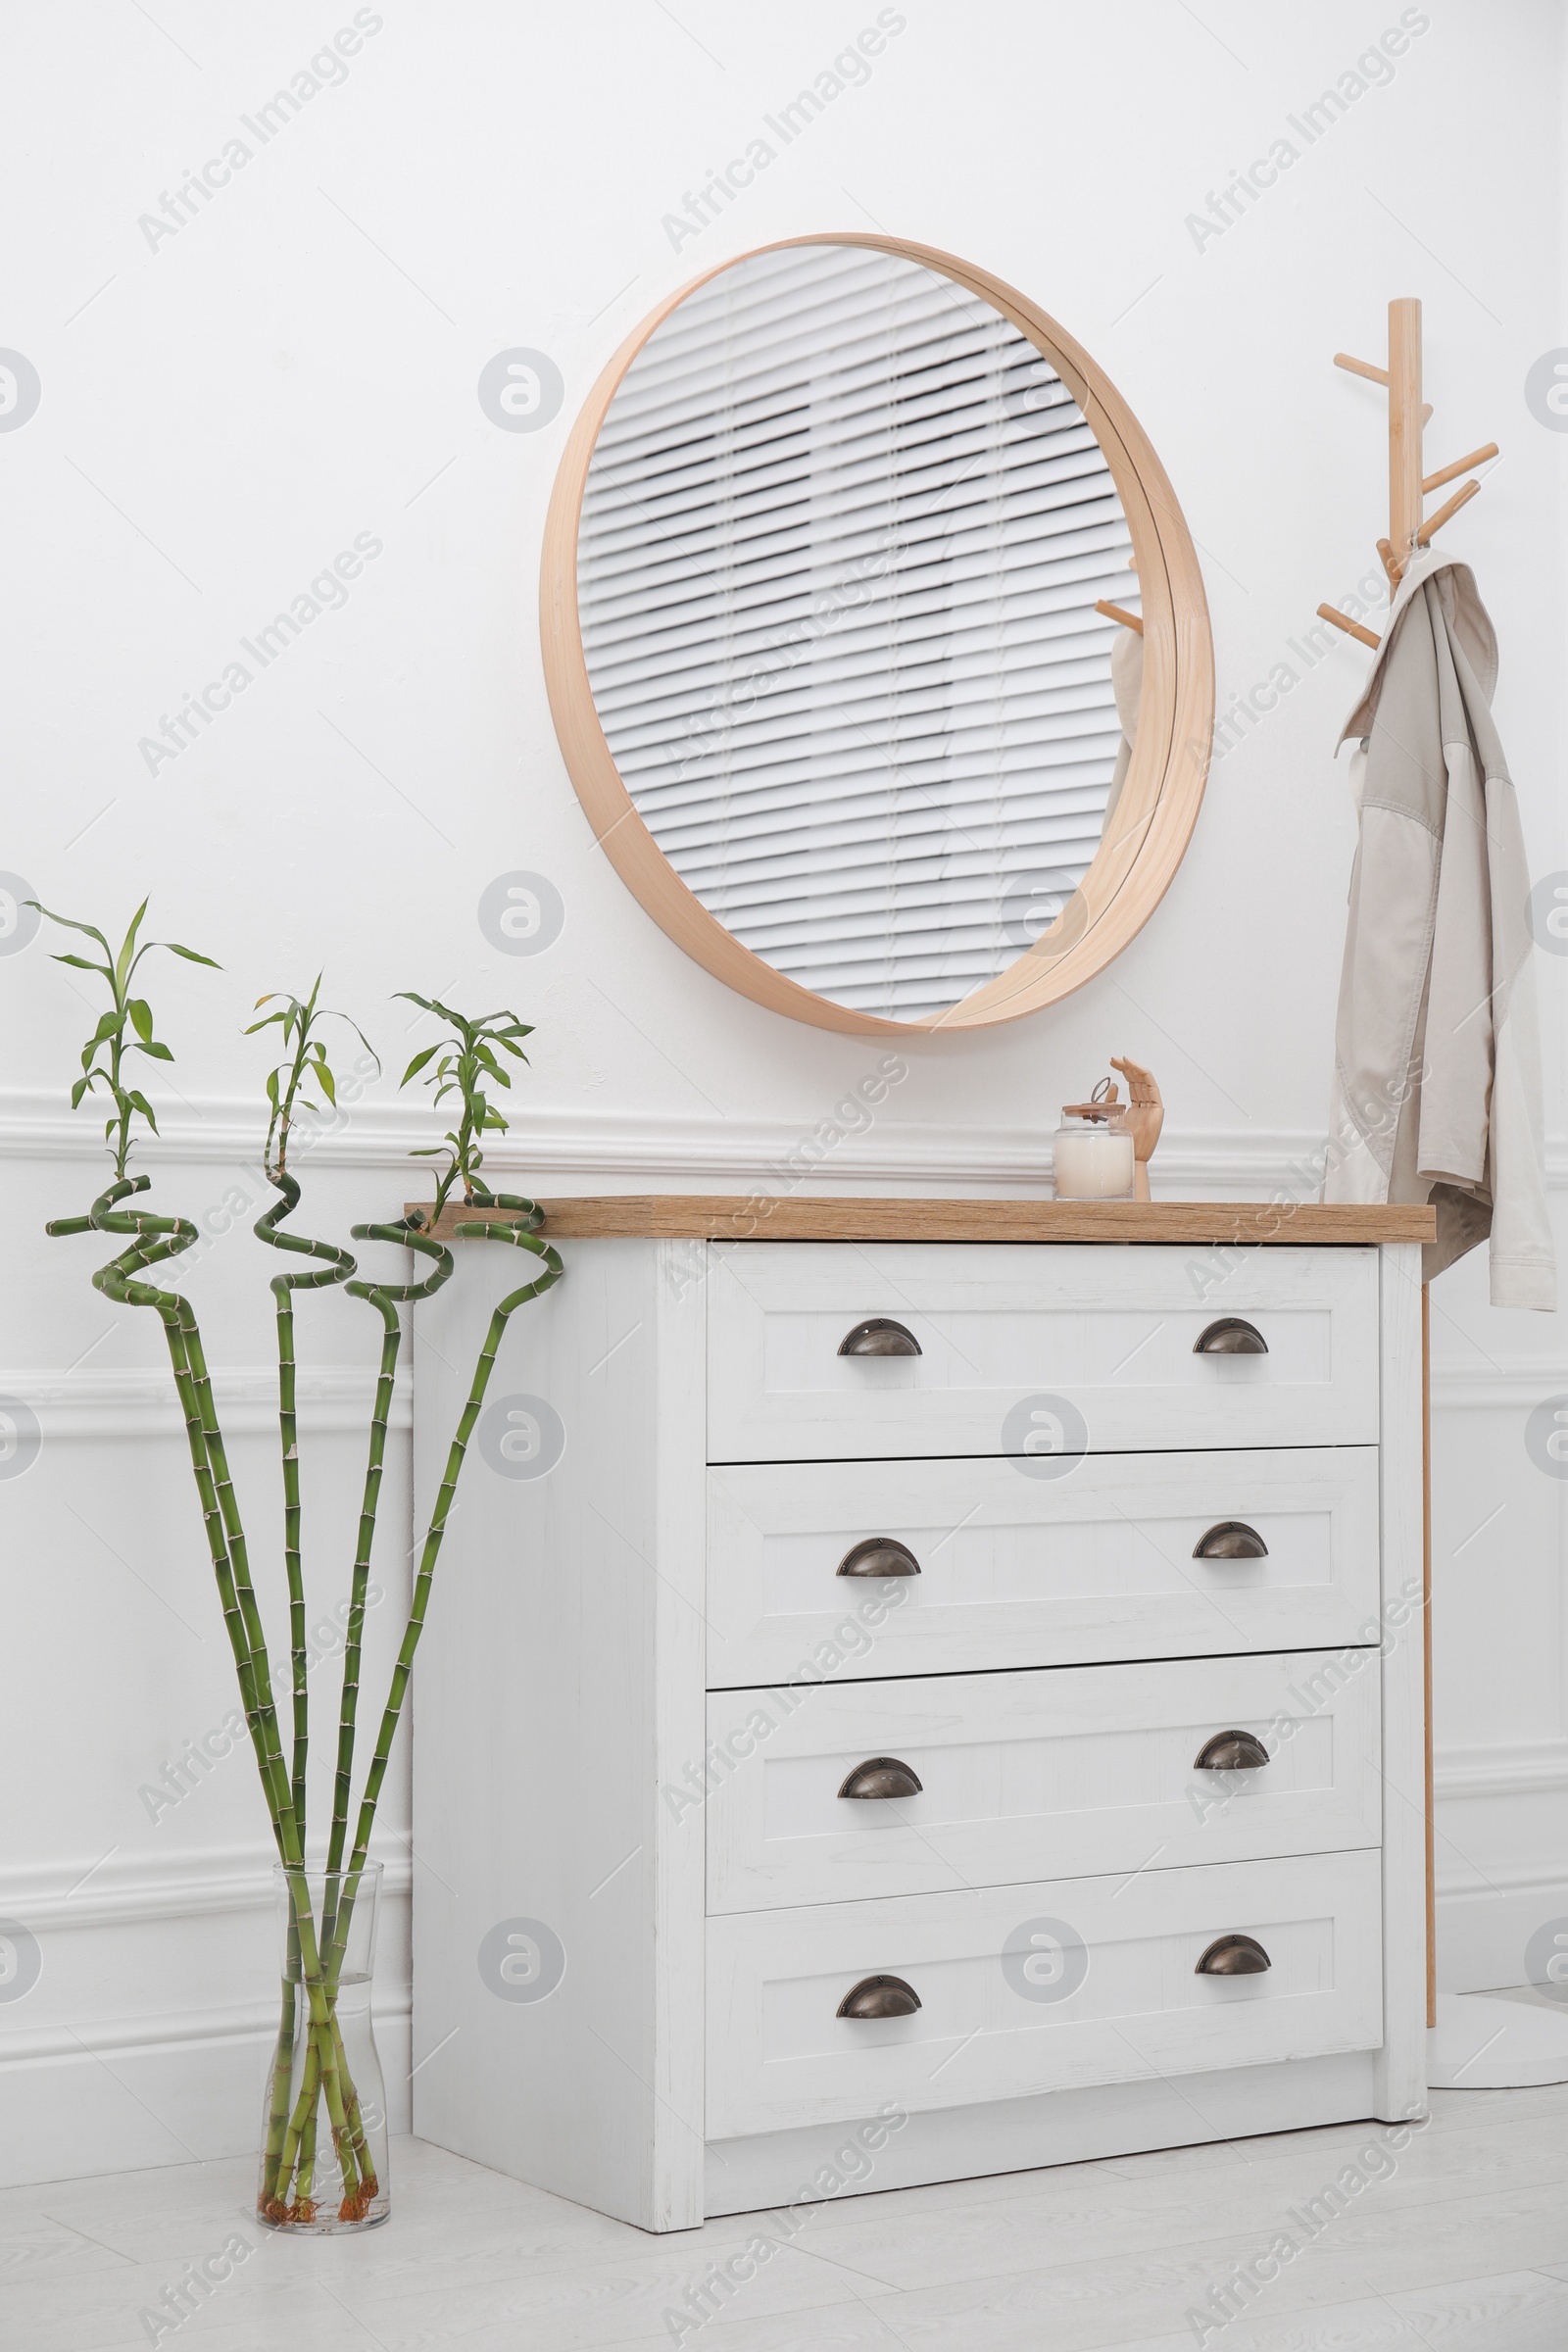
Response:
[[705, 1849, 1382, 2138], [706, 1650, 1381, 1914], [707, 1244, 1380, 1462], [707, 1447, 1382, 1685]]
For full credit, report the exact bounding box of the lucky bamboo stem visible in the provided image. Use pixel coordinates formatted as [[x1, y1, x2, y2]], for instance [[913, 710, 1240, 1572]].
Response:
[[180, 1311, 297, 1854], [295, 2096, 319, 2221], [254, 1173, 357, 1847], [325, 1296, 398, 1888], [278, 1295, 305, 1835], [337, 1205, 563, 1907], [262, 1982, 297, 2201], [326, 1221, 454, 1890], [273, 1218, 452, 2220]]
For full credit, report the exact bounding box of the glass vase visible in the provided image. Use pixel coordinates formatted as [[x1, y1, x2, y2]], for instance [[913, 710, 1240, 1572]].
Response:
[[257, 1860, 389, 2232]]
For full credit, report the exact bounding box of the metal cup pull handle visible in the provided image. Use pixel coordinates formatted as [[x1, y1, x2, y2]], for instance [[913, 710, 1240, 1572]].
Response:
[[1193, 1731, 1270, 1772], [1196, 1934, 1271, 1976], [837, 1973, 921, 2018], [837, 1538, 921, 1578], [838, 1757, 923, 1800], [839, 1317, 922, 1357], [1194, 1317, 1268, 1354], [1193, 1521, 1268, 1560]]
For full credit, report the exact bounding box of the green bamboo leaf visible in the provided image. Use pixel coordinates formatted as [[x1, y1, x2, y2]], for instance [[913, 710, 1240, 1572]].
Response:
[[53, 952, 110, 974], [90, 1009, 122, 1046], [114, 901, 149, 990], [71, 1074, 90, 1108], [399, 1045, 439, 1086], [127, 1090, 159, 1127], [133, 1040, 174, 1061], [127, 999, 153, 1043], [316, 1064, 336, 1104], [164, 942, 221, 967], [30, 903, 112, 956]]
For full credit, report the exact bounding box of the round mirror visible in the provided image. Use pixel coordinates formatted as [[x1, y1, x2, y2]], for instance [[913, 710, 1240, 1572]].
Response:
[[542, 234, 1211, 1034]]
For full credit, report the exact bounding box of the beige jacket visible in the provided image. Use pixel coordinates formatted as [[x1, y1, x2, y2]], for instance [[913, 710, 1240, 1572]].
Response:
[[1324, 549, 1553, 1309], [1102, 623, 1143, 836]]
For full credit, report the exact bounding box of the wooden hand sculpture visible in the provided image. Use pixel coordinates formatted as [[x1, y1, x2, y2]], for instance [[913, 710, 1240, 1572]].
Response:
[[1109, 1056, 1163, 1200]]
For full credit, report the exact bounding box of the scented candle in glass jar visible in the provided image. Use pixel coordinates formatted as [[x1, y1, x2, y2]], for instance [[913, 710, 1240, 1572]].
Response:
[[1053, 1091, 1135, 1200]]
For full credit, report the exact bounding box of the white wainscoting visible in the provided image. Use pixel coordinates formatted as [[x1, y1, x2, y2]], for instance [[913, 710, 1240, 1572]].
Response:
[[1429, 1348, 1568, 1996], [2, 1110, 1562, 2183]]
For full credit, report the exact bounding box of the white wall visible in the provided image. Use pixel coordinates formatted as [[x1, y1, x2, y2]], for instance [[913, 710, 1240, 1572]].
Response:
[[1, 0, 1563, 2184]]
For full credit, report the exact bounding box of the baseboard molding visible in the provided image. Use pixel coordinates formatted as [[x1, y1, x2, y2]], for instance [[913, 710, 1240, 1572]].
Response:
[[1435, 1863, 1568, 1995], [0, 1998, 413, 2190]]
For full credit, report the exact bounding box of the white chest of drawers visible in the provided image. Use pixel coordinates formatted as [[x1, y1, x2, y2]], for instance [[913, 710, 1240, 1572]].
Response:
[[411, 1198, 1432, 2232]]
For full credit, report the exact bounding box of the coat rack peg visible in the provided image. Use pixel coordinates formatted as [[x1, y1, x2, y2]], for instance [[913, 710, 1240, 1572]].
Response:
[[1333, 354, 1432, 427], [1334, 352, 1390, 386], [1376, 537, 1400, 585], [1316, 603, 1381, 651], [1422, 442, 1498, 495], [1095, 598, 1144, 635], [1416, 477, 1481, 546]]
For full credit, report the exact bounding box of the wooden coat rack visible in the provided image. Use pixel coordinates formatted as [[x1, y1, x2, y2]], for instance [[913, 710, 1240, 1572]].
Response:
[[1317, 298, 1500, 2039], [1316, 295, 1498, 647]]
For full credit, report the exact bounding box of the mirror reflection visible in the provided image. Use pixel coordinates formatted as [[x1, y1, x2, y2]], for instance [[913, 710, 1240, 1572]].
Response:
[[578, 241, 1141, 1021]]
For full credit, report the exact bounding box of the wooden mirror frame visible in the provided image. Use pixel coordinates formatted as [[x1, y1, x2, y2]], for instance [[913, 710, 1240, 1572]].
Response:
[[541, 232, 1213, 1036]]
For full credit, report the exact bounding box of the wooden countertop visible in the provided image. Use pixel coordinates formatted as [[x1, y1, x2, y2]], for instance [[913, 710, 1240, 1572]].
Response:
[[409, 1197, 1437, 1245]]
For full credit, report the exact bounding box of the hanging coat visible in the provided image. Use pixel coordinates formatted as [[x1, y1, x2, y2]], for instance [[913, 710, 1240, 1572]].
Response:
[[1102, 622, 1143, 838], [1323, 548, 1553, 1307]]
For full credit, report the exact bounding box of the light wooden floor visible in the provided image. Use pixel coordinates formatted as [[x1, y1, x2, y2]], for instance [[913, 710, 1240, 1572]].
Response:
[[9, 2085, 1568, 2351]]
